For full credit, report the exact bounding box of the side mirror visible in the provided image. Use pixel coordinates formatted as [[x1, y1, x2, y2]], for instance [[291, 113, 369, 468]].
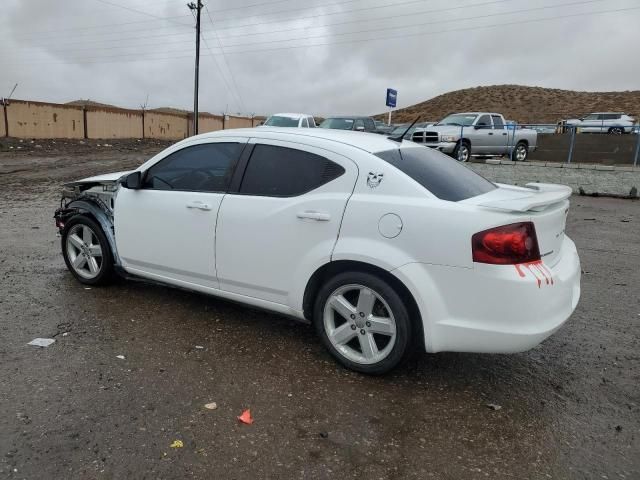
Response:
[[123, 171, 142, 189], [474, 123, 488, 129]]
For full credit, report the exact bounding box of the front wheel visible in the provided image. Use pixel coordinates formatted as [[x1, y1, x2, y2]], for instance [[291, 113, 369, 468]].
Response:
[[313, 272, 413, 375], [61, 215, 114, 285], [452, 141, 471, 162], [512, 141, 529, 162]]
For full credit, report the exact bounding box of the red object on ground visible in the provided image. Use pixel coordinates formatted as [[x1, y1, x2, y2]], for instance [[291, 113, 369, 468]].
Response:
[[237, 409, 254, 425]]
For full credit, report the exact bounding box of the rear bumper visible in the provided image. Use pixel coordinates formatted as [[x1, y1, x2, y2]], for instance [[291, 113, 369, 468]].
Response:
[[392, 236, 581, 353]]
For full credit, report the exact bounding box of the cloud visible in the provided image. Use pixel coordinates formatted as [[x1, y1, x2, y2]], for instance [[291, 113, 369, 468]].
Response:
[[0, 0, 638, 116]]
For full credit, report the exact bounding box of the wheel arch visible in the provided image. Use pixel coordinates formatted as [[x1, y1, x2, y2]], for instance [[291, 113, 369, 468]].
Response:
[[302, 260, 425, 351], [64, 199, 119, 265], [459, 137, 471, 148]]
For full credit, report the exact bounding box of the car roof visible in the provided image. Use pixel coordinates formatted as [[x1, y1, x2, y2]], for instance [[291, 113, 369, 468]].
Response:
[[323, 115, 373, 119], [267, 113, 312, 119], [188, 127, 419, 154]]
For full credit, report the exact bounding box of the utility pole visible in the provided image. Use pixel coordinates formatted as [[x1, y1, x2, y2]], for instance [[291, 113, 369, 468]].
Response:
[[187, 0, 203, 135]]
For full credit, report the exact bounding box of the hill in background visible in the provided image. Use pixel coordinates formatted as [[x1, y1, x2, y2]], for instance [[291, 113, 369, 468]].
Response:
[[378, 85, 640, 124]]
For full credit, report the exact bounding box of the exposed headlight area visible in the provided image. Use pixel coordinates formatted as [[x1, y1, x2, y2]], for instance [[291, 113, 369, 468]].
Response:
[[440, 134, 458, 142]]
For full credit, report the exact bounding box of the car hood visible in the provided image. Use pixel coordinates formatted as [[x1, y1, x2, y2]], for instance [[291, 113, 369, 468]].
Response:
[[64, 170, 132, 188]]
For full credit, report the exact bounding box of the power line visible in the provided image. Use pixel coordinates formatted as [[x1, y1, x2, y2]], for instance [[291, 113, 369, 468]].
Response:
[[1, 5, 636, 66], [11, 16, 193, 42], [217, 0, 611, 49], [92, 0, 192, 27], [214, 0, 519, 40], [4, 0, 394, 38], [8, 0, 504, 51], [204, 4, 246, 113], [211, 0, 432, 30]]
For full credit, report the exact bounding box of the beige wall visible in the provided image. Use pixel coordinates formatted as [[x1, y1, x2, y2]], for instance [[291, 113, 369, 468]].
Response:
[[198, 115, 224, 133], [86, 108, 142, 139], [0, 105, 6, 137], [3, 99, 255, 139], [6, 100, 84, 139], [145, 112, 188, 140], [226, 116, 253, 129]]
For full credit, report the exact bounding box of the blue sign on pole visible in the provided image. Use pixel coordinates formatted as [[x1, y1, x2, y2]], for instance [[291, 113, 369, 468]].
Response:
[[386, 88, 397, 108]]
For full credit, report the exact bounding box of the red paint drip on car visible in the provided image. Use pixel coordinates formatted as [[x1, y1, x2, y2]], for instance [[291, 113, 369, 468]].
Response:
[[514, 260, 554, 288]]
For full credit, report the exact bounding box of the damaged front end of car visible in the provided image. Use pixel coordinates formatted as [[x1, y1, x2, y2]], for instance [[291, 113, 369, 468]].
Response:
[[54, 171, 131, 266]]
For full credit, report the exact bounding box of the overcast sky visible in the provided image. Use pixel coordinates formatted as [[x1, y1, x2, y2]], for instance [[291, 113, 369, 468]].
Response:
[[1, 0, 638, 116]]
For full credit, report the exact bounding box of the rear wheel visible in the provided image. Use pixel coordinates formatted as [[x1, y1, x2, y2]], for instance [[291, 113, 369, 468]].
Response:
[[512, 141, 529, 162], [608, 127, 624, 135], [62, 215, 114, 286], [452, 141, 471, 162], [313, 271, 413, 375]]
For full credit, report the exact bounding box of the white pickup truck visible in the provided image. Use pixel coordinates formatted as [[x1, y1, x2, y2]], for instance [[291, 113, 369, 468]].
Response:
[[411, 112, 538, 162]]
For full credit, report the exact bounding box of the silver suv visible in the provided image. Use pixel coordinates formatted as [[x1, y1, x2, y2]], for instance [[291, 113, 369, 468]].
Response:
[[565, 112, 636, 134]]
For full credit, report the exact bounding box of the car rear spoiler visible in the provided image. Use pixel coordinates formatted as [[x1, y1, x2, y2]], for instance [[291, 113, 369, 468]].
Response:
[[478, 183, 572, 212]]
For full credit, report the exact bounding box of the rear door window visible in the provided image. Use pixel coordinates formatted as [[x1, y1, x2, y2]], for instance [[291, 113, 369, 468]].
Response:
[[476, 115, 492, 129], [364, 118, 376, 131], [374, 148, 496, 201], [239, 144, 345, 197], [491, 115, 504, 129]]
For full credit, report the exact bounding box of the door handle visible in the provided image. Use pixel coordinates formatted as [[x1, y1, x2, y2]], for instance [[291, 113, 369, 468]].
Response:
[[297, 211, 331, 221], [488, 132, 494, 135], [502, 132, 508, 135], [186, 201, 212, 211]]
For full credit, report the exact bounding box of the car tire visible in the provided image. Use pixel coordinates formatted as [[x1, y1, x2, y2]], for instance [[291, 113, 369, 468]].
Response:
[[313, 271, 413, 375], [512, 141, 529, 162], [61, 215, 114, 286], [608, 127, 624, 135], [452, 141, 471, 162]]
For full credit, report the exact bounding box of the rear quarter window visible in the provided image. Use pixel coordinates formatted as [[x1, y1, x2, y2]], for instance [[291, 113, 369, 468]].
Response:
[[374, 147, 496, 201]]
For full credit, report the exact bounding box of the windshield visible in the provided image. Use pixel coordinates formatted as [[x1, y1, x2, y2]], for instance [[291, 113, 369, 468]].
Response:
[[436, 114, 478, 127], [264, 115, 300, 127], [390, 124, 409, 135], [375, 147, 496, 201], [319, 118, 354, 130]]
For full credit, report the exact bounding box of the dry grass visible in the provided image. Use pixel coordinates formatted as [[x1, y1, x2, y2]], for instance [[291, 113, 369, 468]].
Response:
[[378, 85, 640, 124]]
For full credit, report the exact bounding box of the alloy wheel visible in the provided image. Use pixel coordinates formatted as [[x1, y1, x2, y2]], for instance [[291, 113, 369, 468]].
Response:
[[66, 224, 103, 280], [323, 284, 397, 365], [515, 144, 527, 161], [457, 144, 470, 162]]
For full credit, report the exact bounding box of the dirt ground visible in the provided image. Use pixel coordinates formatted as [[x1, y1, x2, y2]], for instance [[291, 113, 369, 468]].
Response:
[[0, 140, 638, 479]]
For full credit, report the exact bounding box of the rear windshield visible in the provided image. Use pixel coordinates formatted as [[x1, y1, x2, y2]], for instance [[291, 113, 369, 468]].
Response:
[[319, 118, 354, 130], [264, 116, 299, 127], [374, 147, 496, 201]]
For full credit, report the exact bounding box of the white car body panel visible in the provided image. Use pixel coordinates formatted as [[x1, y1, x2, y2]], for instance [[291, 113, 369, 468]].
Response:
[[65, 128, 580, 355], [215, 137, 358, 307]]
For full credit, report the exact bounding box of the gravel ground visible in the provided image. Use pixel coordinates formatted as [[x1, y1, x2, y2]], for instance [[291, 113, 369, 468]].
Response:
[[0, 141, 638, 479]]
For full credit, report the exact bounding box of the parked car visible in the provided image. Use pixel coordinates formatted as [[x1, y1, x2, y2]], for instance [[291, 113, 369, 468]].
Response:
[[261, 113, 316, 128], [54, 128, 580, 374], [564, 112, 636, 134], [387, 122, 432, 140], [374, 120, 394, 135], [524, 124, 558, 134], [319, 116, 377, 132], [415, 112, 538, 162]]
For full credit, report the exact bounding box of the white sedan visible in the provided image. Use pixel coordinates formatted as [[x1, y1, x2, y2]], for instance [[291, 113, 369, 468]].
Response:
[[55, 128, 581, 374]]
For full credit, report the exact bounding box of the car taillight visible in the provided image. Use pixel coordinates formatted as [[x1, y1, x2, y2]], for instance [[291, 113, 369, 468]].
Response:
[[472, 222, 540, 265]]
